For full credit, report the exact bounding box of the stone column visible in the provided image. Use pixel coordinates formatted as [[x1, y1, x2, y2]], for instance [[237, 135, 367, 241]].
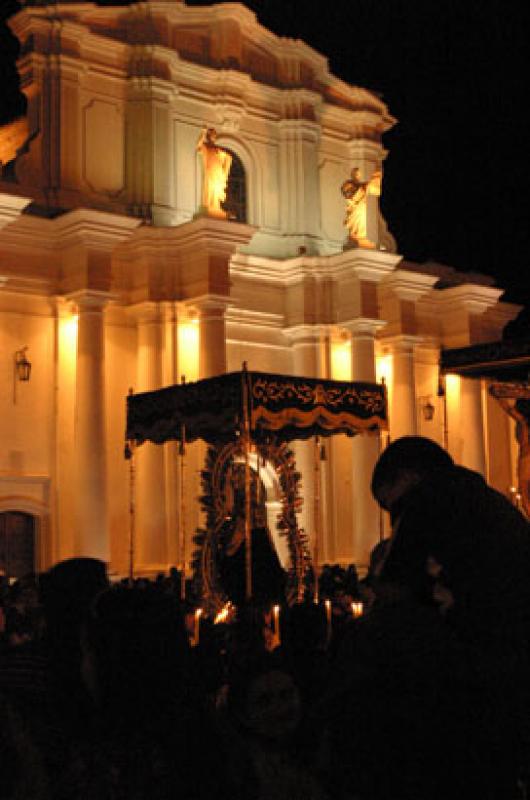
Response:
[[195, 296, 228, 378], [390, 336, 419, 439], [284, 326, 324, 556], [71, 291, 111, 561], [460, 377, 487, 475], [348, 319, 386, 568], [132, 302, 167, 572]]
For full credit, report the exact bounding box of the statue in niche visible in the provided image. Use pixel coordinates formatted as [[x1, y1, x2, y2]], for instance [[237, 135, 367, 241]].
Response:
[[341, 167, 381, 248], [196, 127, 232, 219]]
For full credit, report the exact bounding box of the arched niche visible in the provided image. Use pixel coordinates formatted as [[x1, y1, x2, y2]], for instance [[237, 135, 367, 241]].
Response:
[[214, 134, 261, 227]]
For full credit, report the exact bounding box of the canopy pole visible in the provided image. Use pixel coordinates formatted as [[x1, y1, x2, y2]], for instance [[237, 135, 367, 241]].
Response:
[[179, 422, 187, 600], [313, 435, 321, 603], [242, 363, 253, 601], [126, 443, 136, 583], [125, 389, 136, 583]]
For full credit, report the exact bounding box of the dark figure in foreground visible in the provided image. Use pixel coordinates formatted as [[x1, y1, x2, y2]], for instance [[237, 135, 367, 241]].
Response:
[[322, 436, 530, 800]]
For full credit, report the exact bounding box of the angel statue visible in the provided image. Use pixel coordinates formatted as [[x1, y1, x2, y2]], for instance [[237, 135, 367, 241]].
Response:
[[196, 127, 233, 218], [341, 167, 381, 248]]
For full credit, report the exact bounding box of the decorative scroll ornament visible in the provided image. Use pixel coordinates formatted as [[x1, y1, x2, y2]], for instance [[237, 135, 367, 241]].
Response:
[[196, 127, 232, 219]]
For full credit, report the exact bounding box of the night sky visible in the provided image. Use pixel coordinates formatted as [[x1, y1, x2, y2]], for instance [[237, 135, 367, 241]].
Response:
[[1, 0, 529, 327]]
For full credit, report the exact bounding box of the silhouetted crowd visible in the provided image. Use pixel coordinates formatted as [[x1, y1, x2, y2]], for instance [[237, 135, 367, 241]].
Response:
[[2, 436, 530, 799]]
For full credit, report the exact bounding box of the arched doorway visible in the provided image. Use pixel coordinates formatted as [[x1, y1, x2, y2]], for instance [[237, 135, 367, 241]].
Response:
[[0, 511, 36, 580]]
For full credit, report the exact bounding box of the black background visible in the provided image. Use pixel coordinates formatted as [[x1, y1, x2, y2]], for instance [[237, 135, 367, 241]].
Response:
[[1, 0, 529, 327]]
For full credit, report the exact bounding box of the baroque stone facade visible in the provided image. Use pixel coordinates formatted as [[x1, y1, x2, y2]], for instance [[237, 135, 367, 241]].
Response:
[[0, 1, 521, 577]]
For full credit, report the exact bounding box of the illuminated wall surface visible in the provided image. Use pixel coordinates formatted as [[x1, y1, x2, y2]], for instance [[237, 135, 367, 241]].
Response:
[[331, 339, 352, 382], [178, 319, 199, 384], [0, 1, 521, 575]]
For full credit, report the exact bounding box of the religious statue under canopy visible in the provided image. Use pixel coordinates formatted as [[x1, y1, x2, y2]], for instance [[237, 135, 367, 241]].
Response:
[[196, 127, 232, 219], [341, 167, 381, 248]]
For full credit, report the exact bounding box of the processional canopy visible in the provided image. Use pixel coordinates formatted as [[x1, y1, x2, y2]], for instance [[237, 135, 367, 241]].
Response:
[[125, 369, 387, 449]]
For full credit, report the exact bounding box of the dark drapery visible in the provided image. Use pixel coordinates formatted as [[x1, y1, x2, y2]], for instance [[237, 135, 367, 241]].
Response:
[[125, 370, 387, 450]]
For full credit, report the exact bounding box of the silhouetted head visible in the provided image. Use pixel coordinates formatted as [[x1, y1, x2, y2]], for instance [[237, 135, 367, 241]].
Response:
[[371, 436, 454, 514]]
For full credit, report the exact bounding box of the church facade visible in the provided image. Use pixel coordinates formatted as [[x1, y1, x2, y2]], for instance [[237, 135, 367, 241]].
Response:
[[0, 0, 520, 578]]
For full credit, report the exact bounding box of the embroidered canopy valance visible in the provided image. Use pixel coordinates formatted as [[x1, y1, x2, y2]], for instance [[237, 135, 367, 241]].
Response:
[[125, 369, 387, 450]]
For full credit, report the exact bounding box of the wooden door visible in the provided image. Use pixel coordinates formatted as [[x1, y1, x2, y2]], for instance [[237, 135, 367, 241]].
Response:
[[0, 512, 35, 579]]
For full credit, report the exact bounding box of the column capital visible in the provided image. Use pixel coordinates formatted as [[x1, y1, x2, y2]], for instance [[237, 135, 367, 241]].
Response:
[[342, 317, 387, 338], [381, 333, 423, 355], [283, 323, 327, 346], [67, 289, 117, 312], [127, 300, 163, 325], [192, 293, 234, 313]]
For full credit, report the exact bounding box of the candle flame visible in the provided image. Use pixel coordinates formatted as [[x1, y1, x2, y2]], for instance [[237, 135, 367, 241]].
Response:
[[214, 602, 234, 624], [351, 601, 364, 618]]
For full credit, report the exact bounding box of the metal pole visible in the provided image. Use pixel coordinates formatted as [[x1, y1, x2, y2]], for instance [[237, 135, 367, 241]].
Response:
[[179, 423, 187, 600], [241, 364, 253, 601], [313, 436, 321, 603], [128, 445, 136, 582]]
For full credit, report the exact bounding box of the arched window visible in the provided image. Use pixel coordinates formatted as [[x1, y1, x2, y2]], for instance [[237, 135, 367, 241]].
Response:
[[222, 149, 247, 223]]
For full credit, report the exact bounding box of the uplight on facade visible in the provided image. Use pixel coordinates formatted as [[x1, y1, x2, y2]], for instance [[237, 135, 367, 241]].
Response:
[[178, 318, 199, 383], [331, 338, 352, 381]]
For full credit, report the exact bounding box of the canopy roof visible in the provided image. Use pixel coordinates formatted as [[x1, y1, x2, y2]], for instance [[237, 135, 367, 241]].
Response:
[[126, 370, 387, 449], [441, 339, 530, 382]]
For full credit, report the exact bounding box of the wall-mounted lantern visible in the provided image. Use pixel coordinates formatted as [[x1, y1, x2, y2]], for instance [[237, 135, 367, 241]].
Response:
[[420, 395, 435, 422], [15, 347, 31, 382]]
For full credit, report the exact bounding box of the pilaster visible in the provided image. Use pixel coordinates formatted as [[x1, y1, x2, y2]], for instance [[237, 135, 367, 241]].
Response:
[[344, 317, 385, 567], [129, 301, 167, 573], [68, 289, 114, 562], [384, 334, 421, 439]]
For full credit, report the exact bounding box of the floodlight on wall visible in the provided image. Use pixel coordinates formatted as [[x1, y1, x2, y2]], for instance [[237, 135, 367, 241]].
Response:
[[15, 347, 31, 382]]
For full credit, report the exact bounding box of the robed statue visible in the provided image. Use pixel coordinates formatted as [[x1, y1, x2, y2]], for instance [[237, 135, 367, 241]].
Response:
[[341, 167, 381, 248], [217, 480, 285, 607], [197, 127, 232, 219]]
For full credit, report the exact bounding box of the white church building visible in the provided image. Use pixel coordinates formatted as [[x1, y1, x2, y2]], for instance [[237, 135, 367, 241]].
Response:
[[0, 0, 521, 579]]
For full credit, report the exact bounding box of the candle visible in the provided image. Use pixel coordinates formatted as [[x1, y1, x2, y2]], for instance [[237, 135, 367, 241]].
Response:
[[272, 604, 281, 645], [324, 599, 332, 642], [351, 601, 364, 618], [193, 607, 203, 646]]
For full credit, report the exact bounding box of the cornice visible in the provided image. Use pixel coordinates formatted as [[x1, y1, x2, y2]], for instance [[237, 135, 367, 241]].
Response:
[[162, 216, 257, 256], [51, 208, 141, 249], [432, 284, 504, 315], [325, 248, 402, 282], [225, 307, 284, 329], [10, 2, 391, 135], [0, 193, 32, 230], [0, 274, 54, 298], [230, 249, 402, 286], [380, 268, 439, 301]]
